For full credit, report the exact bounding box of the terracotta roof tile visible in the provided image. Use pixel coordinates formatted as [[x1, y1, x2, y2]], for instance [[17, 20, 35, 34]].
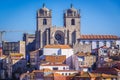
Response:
[[53, 70, 78, 72], [93, 67, 119, 75], [45, 55, 66, 63], [80, 35, 119, 40], [76, 72, 117, 78], [44, 44, 72, 49], [89, 73, 100, 77], [46, 73, 62, 77], [10, 53, 24, 57], [40, 63, 68, 66], [101, 73, 117, 78], [32, 68, 52, 73], [76, 52, 91, 56], [76, 72, 90, 77]]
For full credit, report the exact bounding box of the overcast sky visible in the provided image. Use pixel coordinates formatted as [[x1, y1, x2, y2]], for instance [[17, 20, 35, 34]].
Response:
[[0, 0, 120, 41]]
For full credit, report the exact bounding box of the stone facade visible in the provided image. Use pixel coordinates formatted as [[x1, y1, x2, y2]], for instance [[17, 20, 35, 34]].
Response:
[[45, 55, 66, 63], [72, 52, 96, 71], [73, 43, 91, 54], [78, 35, 120, 49], [23, 4, 120, 52], [23, 33, 35, 52], [35, 4, 80, 49], [2, 41, 26, 58]]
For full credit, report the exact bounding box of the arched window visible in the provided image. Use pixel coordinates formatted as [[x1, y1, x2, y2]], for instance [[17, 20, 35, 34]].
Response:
[[71, 19, 75, 25], [43, 19, 47, 25]]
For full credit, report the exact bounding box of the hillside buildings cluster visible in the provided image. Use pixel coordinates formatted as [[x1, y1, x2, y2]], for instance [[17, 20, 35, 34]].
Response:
[[0, 4, 120, 80]]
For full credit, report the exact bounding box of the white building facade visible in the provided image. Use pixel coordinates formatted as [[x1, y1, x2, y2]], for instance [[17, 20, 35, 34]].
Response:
[[39, 64, 69, 70], [43, 45, 74, 68], [78, 35, 120, 49]]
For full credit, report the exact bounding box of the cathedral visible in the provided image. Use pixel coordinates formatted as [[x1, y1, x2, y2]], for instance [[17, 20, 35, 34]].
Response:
[[35, 4, 80, 49], [23, 4, 120, 51]]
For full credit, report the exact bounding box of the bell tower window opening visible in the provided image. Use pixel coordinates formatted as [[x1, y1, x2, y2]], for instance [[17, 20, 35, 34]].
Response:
[[71, 19, 75, 25], [43, 19, 47, 25], [40, 10, 44, 16], [44, 11, 47, 16], [74, 12, 76, 16], [67, 11, 72, 16]]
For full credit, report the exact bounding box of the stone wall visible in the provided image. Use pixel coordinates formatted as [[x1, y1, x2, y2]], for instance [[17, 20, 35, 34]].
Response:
[[73, 43, 91, 54]]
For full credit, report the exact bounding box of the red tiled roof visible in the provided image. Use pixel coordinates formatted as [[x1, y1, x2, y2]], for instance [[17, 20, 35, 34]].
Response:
[[45, 55, 66, 63], [79, 35, 119, 40], [46, 73, 62, 77], [53, 70, 78, 72], [75, 52, 91, 57], [32, 68, 52, 73], [93, 67, 119, 75], [44, 44, 72, 49], [41, 63, 68, 66]]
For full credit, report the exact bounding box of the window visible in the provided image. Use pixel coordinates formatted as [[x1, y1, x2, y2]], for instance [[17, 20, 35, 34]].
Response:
[[81, 62, 84, 65], [58, 49, 61, 55], [63, 67, 65, 70], [65, 73, 67, 75], [104, 41, 106, 46], [45, 11, 47, 16], [67, 11, 72, 16], [89, 41, 92, 44], [110, 41, 113, 47], [53, 67, 58, 70], [83, 41, 85, 44], [96, 41, 99, 48], [43, 19, 47, 25], [74, 12, 76, 16], [104, 50, 107, 53], [71, 19, 75, 25], [117, 45, 119, 49], [69, 73, 71, 75]]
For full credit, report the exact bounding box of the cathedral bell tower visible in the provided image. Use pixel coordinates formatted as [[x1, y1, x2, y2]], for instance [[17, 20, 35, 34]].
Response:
[[64, 4, 81, 45], [36, 4, 52, 30], [36, 4, 52, 49]]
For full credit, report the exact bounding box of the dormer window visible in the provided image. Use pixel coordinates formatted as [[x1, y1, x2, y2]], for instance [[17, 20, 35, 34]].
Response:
[[71, 19, 75, 25], [43, 19, 47, 25]]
